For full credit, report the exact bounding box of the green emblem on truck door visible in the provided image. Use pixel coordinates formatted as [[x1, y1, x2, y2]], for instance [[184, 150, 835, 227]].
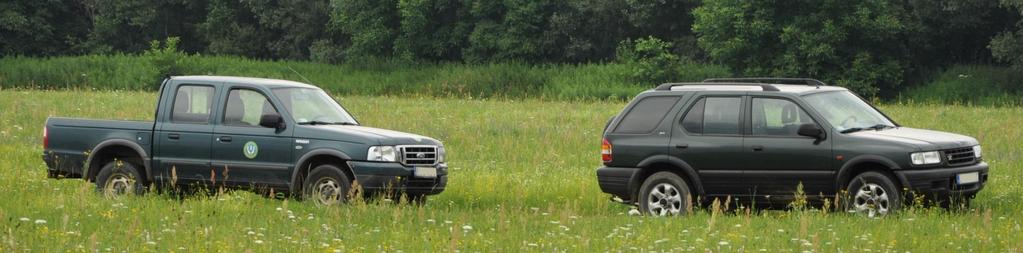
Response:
[[243, 141, 259, 159]]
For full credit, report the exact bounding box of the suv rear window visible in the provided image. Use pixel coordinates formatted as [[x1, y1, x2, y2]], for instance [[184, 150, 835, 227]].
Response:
[[681, 97, 741, 135], [614, 96, 680, 134]]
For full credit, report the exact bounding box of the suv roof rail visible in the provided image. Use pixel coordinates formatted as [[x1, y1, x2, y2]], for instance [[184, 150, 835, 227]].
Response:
[[703, 78, 826, 87], [654, 82, 780, 91]]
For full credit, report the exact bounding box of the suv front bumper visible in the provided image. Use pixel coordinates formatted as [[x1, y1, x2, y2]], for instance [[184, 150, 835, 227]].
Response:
[[894, 161, 989, 200], [347, 161, 448, 196], [596, 166, 641, 202]]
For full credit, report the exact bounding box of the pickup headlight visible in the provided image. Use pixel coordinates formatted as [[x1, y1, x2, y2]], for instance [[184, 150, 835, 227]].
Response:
[[973, 145, 982, 158], [437, 146, 446, 163], [910, 151, 941, 165], [367, 146, 397, 162]]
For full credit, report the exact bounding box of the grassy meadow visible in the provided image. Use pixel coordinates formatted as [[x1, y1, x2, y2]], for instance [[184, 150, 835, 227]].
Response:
[[0, 90, 1021, 252]]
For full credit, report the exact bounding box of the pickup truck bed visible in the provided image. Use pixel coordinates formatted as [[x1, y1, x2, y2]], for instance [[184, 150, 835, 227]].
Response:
[[44, 117, 154, 178]]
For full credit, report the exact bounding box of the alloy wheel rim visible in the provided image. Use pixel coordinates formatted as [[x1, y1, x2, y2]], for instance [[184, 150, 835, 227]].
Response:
[[647, 183, 684, 216], [851, 183, 890, 218]]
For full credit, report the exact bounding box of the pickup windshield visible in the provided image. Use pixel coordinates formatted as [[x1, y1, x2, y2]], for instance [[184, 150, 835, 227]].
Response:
[[802, 91, 894, 132], [271, 88, 358, 125]]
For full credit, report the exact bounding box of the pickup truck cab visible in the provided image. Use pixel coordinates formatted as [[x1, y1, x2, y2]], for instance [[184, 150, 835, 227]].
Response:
[[597, 78, 988, 217], [43, 76, 447, 204]]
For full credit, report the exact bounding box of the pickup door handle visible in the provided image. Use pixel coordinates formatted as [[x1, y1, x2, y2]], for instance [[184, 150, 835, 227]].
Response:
[[752, 145, 764, 151], [167, 133, 180, 140], [217, 136, 232, 143], [675, 144, 689, 149]]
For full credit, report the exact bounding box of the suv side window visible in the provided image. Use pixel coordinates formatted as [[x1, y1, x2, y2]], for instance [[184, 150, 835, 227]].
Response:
[[681, 97, 741, 135], [223, 89, 281, 127], [613, 96, 680, 134], [171, 85, 214, 124], [751, 98, 814, 136]]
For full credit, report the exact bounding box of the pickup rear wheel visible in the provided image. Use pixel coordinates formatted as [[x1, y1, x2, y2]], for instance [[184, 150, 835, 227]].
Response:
[[302, 165, 352, 206], [638, 172, 692, 216], [95, 160, 146, 197], [843, 171, 902, 217]]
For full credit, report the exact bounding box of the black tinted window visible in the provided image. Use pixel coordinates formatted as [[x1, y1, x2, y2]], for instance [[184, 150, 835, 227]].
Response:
[[752, 98, 814, 136], [682, 98, 705, 133], [171, 85, 214, 124], [682, 97, 741, 135], [614, 96, 680, 133]]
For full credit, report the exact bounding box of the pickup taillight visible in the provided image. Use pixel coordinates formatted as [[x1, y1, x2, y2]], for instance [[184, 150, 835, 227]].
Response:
[[42, 126, 48, 149], [601, 138, 612, 163]]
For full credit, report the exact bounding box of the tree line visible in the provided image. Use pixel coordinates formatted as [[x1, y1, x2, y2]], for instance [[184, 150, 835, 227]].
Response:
[[1, 0, 1021, 96]]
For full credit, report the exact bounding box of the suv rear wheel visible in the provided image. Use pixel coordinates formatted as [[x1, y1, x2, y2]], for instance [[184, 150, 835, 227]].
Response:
[[638, 172, 692, 216], [844, 171, 901, 217]]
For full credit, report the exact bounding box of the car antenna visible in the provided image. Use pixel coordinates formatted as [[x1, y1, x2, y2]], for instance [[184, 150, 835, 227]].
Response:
[[286, 65, 314, 84]]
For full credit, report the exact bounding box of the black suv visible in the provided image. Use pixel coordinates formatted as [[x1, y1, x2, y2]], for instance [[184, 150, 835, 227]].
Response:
[[597, 78, 988, 217]]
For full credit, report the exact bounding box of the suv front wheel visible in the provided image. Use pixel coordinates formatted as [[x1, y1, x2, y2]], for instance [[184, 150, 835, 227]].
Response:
[[638, 172, 692, 216], [843, 171, 902, 217]]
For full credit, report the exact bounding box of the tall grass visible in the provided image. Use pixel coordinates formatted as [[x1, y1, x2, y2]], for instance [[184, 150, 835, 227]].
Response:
[[901, 65, 1023, 106], [0, 90, 1021, 251], [0, 55, 731, 100]]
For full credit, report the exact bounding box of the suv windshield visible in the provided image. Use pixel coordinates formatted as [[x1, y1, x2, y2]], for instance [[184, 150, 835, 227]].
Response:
[[802, 91, 893, 132], [271, 88, 358, 125]]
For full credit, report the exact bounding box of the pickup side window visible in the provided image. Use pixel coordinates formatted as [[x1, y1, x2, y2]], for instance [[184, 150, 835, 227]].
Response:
[[223, 89, 281, 127], [613, 96, 680, 134], [172, 85, 214, 124], [681, 97, 741, 135], [751, 98, 814, 136]]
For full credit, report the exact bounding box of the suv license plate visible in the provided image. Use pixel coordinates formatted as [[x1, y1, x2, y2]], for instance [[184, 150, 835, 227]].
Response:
[[414, 167, 437, 178], [957, 172, 979, 185]]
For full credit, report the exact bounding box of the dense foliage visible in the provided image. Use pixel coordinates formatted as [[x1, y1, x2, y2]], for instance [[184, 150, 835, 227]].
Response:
[[0, 0, 1020, 96]]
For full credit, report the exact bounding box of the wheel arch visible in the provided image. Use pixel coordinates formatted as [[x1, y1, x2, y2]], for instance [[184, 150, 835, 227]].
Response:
[[634, 155, 705, 199], [291, 149, 355, 193], [84, 139, 150, 182], [836, 155, 906, 191]]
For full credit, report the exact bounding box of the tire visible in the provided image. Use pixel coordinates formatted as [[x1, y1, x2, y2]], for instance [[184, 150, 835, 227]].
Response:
[[638, 171, 692, 216], [94, 160, 146, 197], [843, 171, 901, 217], [302, 164, 353, 206]]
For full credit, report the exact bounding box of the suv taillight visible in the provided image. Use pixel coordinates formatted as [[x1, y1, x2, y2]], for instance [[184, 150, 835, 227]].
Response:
[[601, 138, 612, 162], [42, 126, 48, 149]]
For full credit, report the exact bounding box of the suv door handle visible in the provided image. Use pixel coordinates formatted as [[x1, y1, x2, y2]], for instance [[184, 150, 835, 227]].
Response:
[[752, 145, 764, 151], [675, 144, 689, 149], [168, 133, 180, 140], [217, 136, 232, 143]]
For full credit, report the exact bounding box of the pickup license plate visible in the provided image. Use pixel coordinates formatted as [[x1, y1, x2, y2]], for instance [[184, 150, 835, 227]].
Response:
[[414, 167, 437, 178], [957, 172, 979, 185]]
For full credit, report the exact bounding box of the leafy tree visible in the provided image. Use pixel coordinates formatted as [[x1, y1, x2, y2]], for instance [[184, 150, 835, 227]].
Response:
[[329, 0, 400, 59], [616, 36, 682, 84], [85, 0, 207, 54], [200, 0, 329, 59], [0, 0, 91, 56], [462, 0, 564, 63], [393, 0, 473, 61], [991, 0, 1023, 70], [693, 0, 909, 97]]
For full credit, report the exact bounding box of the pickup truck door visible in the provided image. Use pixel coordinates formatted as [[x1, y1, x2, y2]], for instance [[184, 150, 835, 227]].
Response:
[[212, 88, 294, 189], [155, 84, 217, 184]]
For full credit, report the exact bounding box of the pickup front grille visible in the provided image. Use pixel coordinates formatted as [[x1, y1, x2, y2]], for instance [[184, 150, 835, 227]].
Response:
[[943, 147, 976, 166], [398, 145, 437, 166]]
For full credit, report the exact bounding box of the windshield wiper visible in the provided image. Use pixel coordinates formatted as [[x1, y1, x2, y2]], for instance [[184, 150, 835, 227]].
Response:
[[841, 124, 893, 134], [298, 119, 358, 124]]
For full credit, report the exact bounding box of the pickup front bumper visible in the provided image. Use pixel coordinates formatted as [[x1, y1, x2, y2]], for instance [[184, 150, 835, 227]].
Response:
[[894, 161, 989, 200], [347, 161, 448, 196]]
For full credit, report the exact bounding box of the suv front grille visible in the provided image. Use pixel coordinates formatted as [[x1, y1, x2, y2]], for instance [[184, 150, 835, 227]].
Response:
[[398, 145, 437, 166], [943, 147, 976, 166]]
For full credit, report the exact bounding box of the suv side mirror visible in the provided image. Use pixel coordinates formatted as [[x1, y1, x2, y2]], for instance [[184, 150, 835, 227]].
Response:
[[797, 123, 825, 140], [259, 114, 285, 130]]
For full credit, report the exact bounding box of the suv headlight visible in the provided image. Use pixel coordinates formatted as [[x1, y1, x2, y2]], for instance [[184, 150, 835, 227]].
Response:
[[367, 146, 397, 162], [973, 145, 982, 158], [910, 151, 941, 165]]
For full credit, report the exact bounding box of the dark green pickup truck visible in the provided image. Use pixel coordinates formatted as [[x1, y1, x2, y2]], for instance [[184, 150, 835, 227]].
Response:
[[42, 76, 447, 204]]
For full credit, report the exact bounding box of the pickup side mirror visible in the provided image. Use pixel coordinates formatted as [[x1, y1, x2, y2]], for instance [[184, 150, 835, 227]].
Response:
[[259, 114, 285, 130], [797, 123, 825, 140]]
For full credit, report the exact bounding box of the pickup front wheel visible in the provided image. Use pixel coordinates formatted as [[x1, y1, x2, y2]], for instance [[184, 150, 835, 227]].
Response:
[[95, 160, 146, 197], [638, 172, 692, 216], [302, 165, 353, 206]]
